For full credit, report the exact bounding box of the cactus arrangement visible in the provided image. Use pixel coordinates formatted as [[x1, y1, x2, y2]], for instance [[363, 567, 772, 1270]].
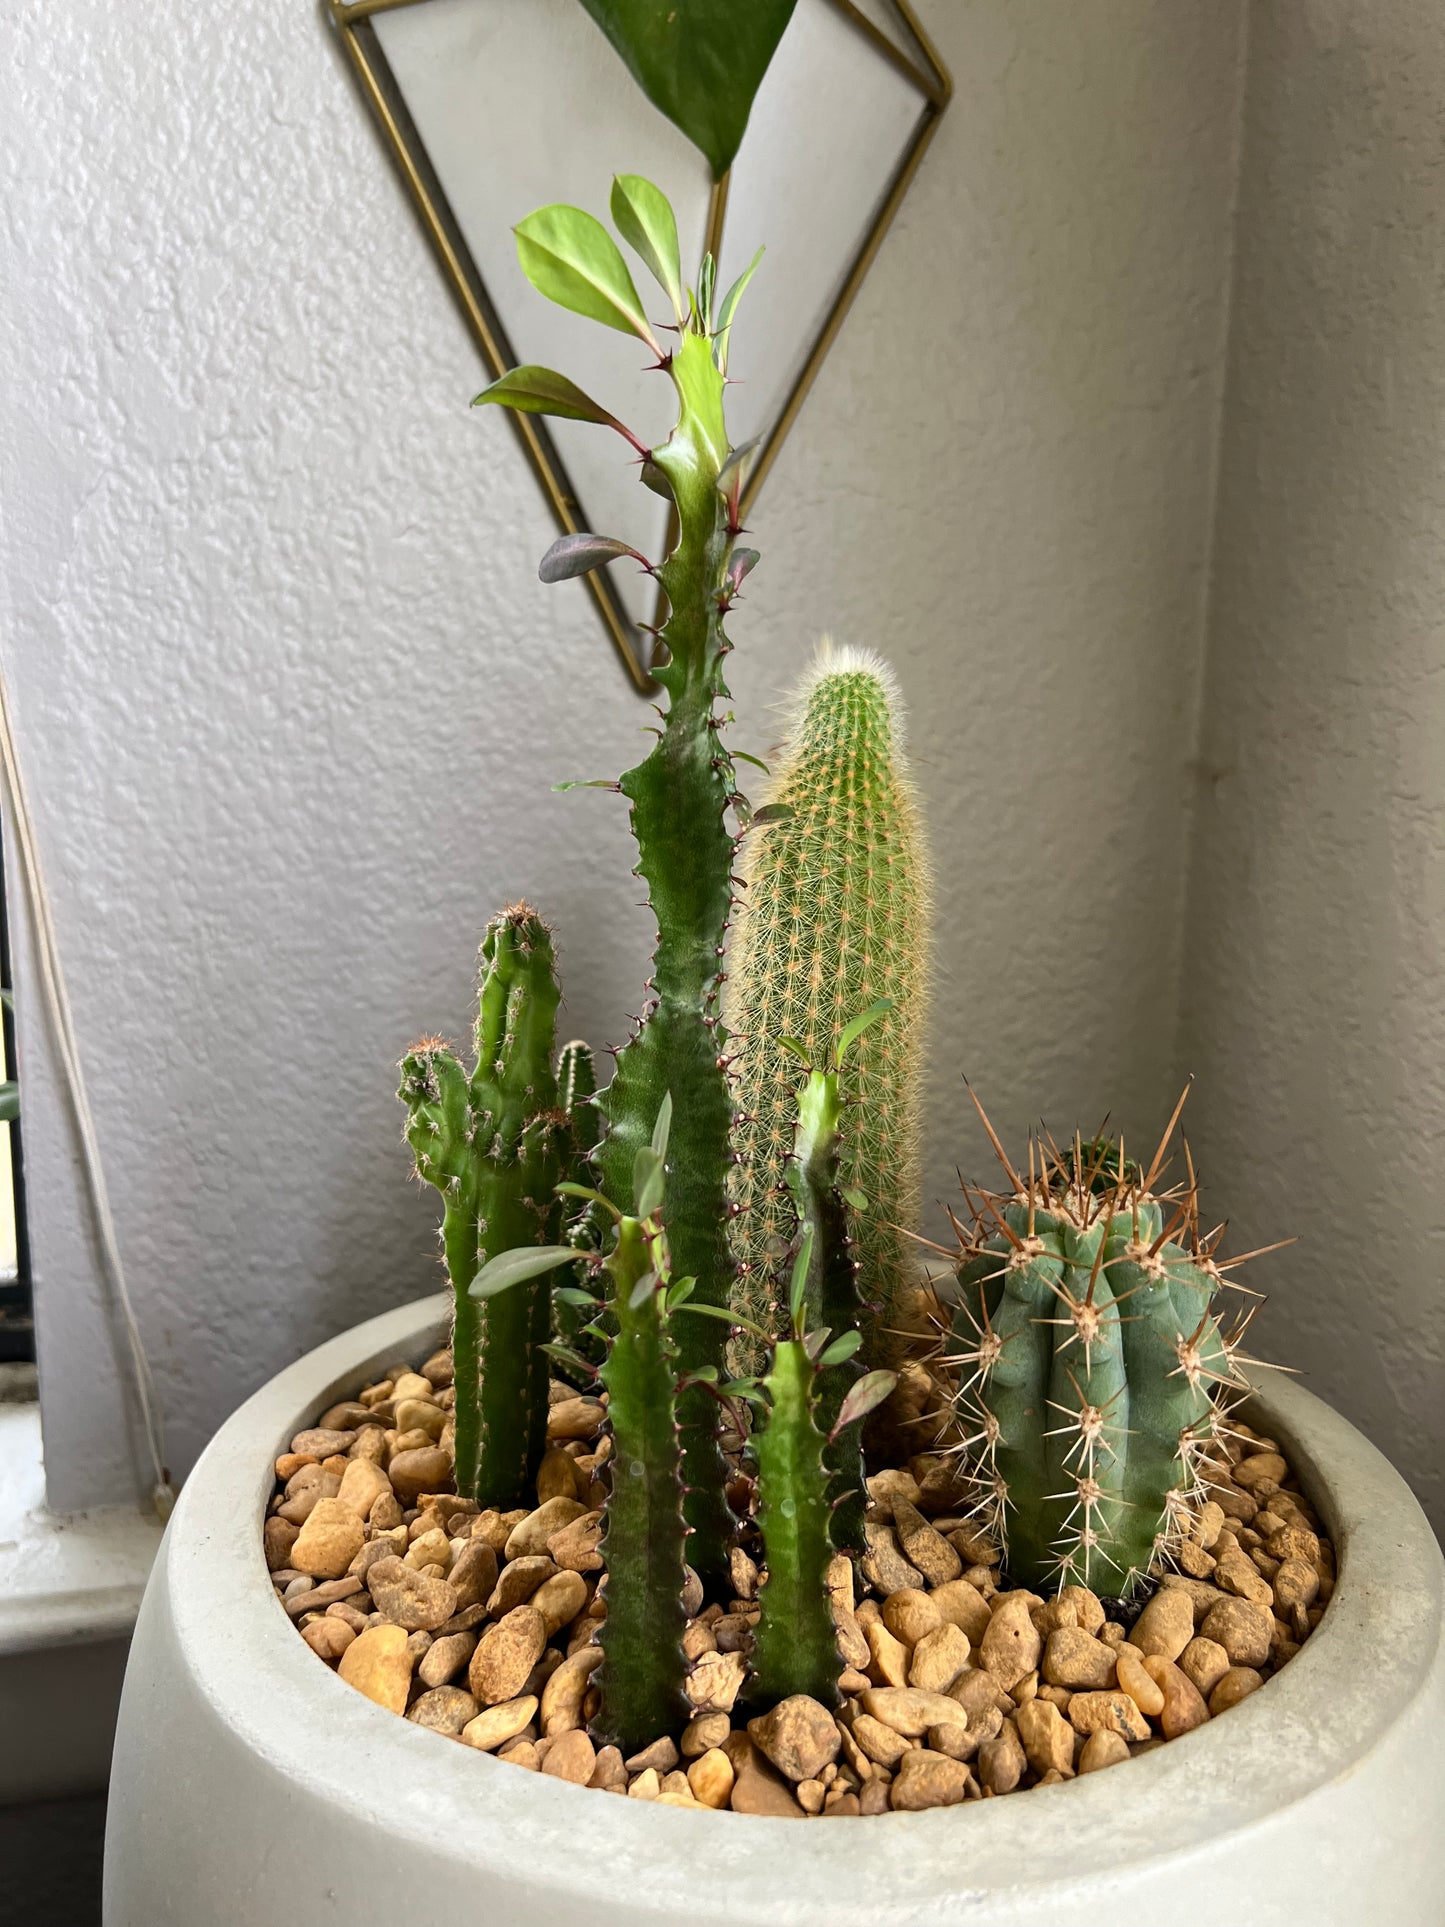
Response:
[[383, 172, 1290, 1779], [724, 645, 930, 1362], [943, 1096, 1254, 1595]]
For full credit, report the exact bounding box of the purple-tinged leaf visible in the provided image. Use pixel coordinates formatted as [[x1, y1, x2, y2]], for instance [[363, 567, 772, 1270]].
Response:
[[725, 547, 761, 595], [539, 533, 650, 584], [831, 1369, 897, 1437]]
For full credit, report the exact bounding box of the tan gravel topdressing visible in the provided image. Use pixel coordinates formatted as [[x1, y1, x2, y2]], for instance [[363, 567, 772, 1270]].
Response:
[[265, 1344, 1333, 1817]]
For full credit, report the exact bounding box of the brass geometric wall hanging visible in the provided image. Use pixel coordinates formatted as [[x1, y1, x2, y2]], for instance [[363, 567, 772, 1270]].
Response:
[[327, 0, 951, 692]]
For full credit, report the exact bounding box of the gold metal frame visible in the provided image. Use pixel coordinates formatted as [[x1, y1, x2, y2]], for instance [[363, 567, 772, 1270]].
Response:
[[326, 0, 951, 693]]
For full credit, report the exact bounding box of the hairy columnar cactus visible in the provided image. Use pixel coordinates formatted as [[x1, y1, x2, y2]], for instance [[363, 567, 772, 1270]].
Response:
[[398, 905, 567, 1504], [589, 1100, 690, 1753], [476, 177, 763, 1583], [726, 644, 930, 1365], [948, 1097, 1257, 1594], [747, 1236, 896, 1709]]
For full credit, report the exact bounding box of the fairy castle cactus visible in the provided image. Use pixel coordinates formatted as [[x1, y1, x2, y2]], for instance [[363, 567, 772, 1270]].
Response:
[[947, 1098, 1256, 1594], [725, 644, 930, 1363], [748, 1230, 896, 1708], [398, 905, 567, 1505], [477, 177, 764, 1582]]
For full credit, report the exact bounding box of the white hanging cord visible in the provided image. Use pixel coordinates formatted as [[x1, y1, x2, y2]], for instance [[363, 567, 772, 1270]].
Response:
[[0, 659, 174, 1521]]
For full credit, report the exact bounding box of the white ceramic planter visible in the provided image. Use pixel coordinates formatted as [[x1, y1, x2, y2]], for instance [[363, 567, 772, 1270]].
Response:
[[105, 1290, 1444, 1926]]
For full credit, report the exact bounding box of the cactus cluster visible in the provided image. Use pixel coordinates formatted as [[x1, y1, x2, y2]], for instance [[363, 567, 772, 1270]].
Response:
[[725, 644, 930, 1362], [943, 1098, 1256, 1595], [392, 169, 1287, 1765]]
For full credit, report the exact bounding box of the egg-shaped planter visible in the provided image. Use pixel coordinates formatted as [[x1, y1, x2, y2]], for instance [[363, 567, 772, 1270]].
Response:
[[104, 1290, 1444, 1926]]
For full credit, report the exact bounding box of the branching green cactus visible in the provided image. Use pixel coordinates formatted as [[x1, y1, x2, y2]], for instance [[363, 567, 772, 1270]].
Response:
[[585, 1099, 690, 1753], [476, 177, 764, 1584], [946, 1096, 1256, 1595], [398, 904, 567, 1505], [725, 644, 930, 1366], [747, 1234, 896, 1708], [777, 1000, 890, 1555]]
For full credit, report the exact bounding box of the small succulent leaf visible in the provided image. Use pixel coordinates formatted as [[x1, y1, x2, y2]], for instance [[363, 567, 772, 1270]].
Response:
[[632, 1144, 664, 1219], [725, 547, 761, 593], [556, 1181, 621, 1217], [651, 1089, 674, 1162], [697, 252, 716, 334], [716, 435, 761, 504], [555, 1286, 600, 1308], [640, 459, 674, 500], [714, 246, 763, 370], [677, 1301, 768, 1342], [688, 1364, 719, 1384], [838, 998, 893, 1064], [776, 1034, 810, 1067], [0, 988, 13, 1010], [730, 749, 770, 774], [539, 533, 647, 584], [803, 1326, 831, 1362], [721, 1376, 759, 1397], [788, 1225, 816, 1325], [818, 1329, 863, 1368], [540, 1342, 597, 1379], [840, 1186, 868, 1212], [750, 802, 794, 827], [610, 175, 686, 324], [470, 1244, 579, 1299], [472, 364, 624, 431], [514, 205, 658, 348], [832, 1369, 897, 1435], [0, 1082, 16, 1123], [552, 778, 618, 792], [572, 0, 798, 180], [666, 1275, 696, 1309], [628, 1268, 660, 1309]]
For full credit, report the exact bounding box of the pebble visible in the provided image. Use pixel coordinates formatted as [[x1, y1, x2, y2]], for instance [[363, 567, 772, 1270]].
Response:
[[488, 1555, 557, 1616], [290, 1498, 366, 1580], [891, 1500, 963, 1586], [548, 1510, 604, 1573], [909, 1623, 972, 1694], [387, 1447, 452, 1505], [865, 1617, 911, 1687], [625, 1736, 679, 1775], [858, 1687, 968, 1738], [469, 1605, 547, 1705], [589, 1745, 628, 1791], [684, 1650, 747, 1713], [337, 1624, 413, 1713], [542, 1729, 596, 1784], [977, 1717, 1026, 1794], [723, 1736, 806, 1817], [532, 1570, 588, 1636], [1272, 1558, 1320, 1613], [1233, 1452, 1287, 1490], [890, 1749, 972, 1810], [1114, 1644, 1165, 1717], [540, 1648, 603, 1734], [1178, 1636, 1232, 1699], [980, 1594, 1043, 1689], [1215, 1547, 1274, 1608], [686, 1748, 735, 1809], [506, 1497, 588, 1561], [447, 1539, 500, 1610], [929, 1578, 994, 1645], [860, 1524, 925, 1596], [1128, 1587, 1194, 1661], [300, 1617, 356, 1661], [1042, 1627, 1117, 1690], [1037, 1587, 1106, 1636], [681, 1712, 731, 1757], [1159, 1575, 1227, 1623], [1015, 1698, 1074, 1777], [547, 1398, 605, 1441], [1145, 1656, 1210, 1738], [748, 1696, 841, 1782], [418, 1631, 476, 1688], [264, 1516, 299, 1571], [291, 1428, 356, 1458], [1067, 1691, 1151, 1742], [1078, 1729, 1130, 1774], [1200, 1597, 1273, 1669], [366, 1557, 458, 1632], [851, 1714, 911, 1766], [335, 1457, 392, 1520], [408, 1686, 479, 1734], [1209, 1666, 1265, 1715], [881, 1588, 941, 1646]]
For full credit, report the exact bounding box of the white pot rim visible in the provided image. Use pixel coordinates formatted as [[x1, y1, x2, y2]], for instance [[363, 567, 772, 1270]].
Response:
[[128, 1290, 1444, 1922]]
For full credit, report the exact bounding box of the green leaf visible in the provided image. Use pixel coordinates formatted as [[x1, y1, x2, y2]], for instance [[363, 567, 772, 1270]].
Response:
[[574, 0, 798, 179], [715, 246, 763, 371], [539, 533, 649, 584], [541, 1341, 597, 1380], [666, 1275, 696, 1310], [750, 802, 794, 828], [469, 1244, 579, 1300], [788, 1225, 815, 1325], [0, 989, 13, 1011], [472, 364, 631, 438], [651, 1090, 673, 1162], [555, 1286, 600, 1308], [730, 749, 770, 775], [696, 252, 716, 334], [556, 1181, 621, 1217], [610, 175, 685, 326], [633, 1144, 665, 1220], [775, 1034, 810, 1068], [840, 1186, 868, 1212], [832, 1369, 897, 1436], [0, 1082, 16, 1124], [724, 547, 760, 596], [552, 779, 618, 793], [515, 205, 659, 349], [717, 435, 761, 505], [838, 998, 893, 1065], [628, 1269, 660, 1309], [818, 1329, 862, 1368]]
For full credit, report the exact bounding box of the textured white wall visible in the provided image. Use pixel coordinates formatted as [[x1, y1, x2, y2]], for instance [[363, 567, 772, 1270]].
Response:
[[1181, 0, 1445, 1534], [2, 1, 1246, 1508]]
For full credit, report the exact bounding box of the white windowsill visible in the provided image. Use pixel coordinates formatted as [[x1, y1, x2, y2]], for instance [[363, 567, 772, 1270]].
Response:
[[0, 1401, 163, 1657]]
